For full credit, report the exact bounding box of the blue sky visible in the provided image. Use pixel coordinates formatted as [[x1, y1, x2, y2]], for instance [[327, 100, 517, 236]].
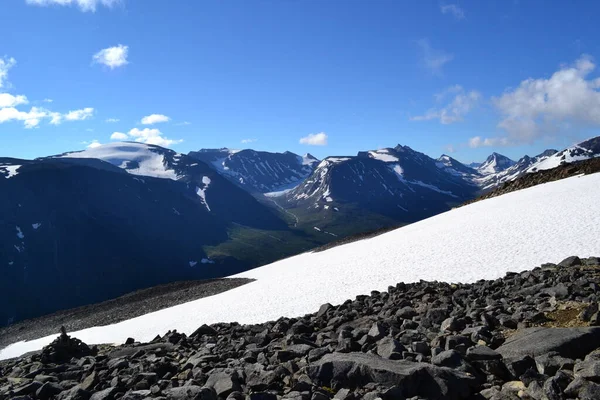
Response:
[[2, 0, 600, 163]]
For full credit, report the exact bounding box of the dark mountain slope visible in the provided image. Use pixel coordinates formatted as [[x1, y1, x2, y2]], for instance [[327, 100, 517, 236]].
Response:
[[188, 148, 319, 193], [280, 146, 478, 235], [0, 155, 289, 325]]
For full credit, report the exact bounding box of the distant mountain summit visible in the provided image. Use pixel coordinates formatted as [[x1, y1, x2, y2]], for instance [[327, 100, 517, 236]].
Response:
[[477, 152, 516, 175], [188, 148, 319, 193], [284, 145, 478, 227], [528, 136, 600, 173], [476, 149, 558, 190], [435, 154, 480, 181]]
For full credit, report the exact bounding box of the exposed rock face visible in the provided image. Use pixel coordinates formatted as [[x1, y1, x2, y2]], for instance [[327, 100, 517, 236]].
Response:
[[2, 256, 600, 400]]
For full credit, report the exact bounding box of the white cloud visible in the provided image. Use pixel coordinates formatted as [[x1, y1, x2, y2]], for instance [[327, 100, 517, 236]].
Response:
[[0, 57, 16, 89], [93, 44, 128, 69], [241, 138, 257, 144], [25, 0, 121, 12], [106, 118, 120, 123], [141, 114, 170, 125], [0, 107, 49, 129], [440, 4, 465, 20], [65, 107, 94, 121], [0, 106, 94, 128], [470, 55, 600, 148], [411, 86, 481, 124], [110, 131, 128, 140], [299, 132, 328, 146], [468, 136, 510, 148], [87, 140, 102, 148], [0, 93, 28, 108], [175, 121, 191, 126], [416, 39, 454, 74], [444, 144, 456, 153], [42, 98, 53, 103], [0, 56, 93, 129], [109, 127, 182, 147]]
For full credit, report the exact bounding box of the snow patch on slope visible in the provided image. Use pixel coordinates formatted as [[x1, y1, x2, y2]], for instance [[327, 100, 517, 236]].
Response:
[[1, 165, 20, 179], [368, 150, 400, 163], [196, 176, 212, 211]]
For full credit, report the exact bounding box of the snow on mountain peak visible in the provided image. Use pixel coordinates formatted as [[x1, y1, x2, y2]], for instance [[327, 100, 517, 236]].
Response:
[[56, 142, 181, 180], [477, 152, 515, 175]]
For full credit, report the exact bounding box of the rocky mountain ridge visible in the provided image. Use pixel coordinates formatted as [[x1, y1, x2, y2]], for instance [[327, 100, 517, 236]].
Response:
[[187, 149, 319, 194], [2, 256, 600, 399]]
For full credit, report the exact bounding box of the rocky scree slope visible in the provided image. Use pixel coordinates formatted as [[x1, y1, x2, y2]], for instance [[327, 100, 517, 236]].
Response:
[[3, 256, 600, 400]]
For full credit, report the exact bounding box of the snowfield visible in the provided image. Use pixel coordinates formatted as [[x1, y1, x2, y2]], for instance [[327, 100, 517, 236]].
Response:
[[2, 173, 600, 359], [58, 142, 180, 180]]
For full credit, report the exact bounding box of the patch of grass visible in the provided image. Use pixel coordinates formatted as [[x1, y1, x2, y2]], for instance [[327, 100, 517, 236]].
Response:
[[541, 302, 590, 328]]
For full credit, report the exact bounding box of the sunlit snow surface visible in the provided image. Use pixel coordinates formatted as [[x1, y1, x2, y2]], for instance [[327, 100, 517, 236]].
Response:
[[58, 143, 179, 180], [3, 173, 600, 359]]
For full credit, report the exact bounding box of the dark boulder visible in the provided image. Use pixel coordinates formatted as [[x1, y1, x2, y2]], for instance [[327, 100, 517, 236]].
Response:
[[306, 352, 477, 399], [496, 327, 600, 361]]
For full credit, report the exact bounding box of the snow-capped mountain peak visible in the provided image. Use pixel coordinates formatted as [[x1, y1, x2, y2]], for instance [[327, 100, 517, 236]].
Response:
[[477, 152, 516, 175], [53, 142, 184, 180], [528, 137, 600, 173]]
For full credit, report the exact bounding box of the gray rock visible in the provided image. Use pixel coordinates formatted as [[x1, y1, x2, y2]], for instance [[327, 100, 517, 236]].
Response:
[[333, 388, 354, 399], [441, 317, 466, 333], [163, 386, 216, 400], [248, 393, 277, 400], [376, 337, 404, 360], [120, 390, 151, 400], [89, 387, 119, 400], [496, 327, 600, 361], [306, 352, 476, 399], [57, 387, 91, 400], [559, 256, 582, 267], [466, 346, 502, 361], [367, 322, 386, 340], [204, 370, 242, 398], [317, 303, 333, 318], [535, 352, 574, 376], [80, 372, 98, 392], [575, 360, 600, 382], [431, 350, 464, 369], [13, 381, 44, 396], [36, 382, 64, 400]]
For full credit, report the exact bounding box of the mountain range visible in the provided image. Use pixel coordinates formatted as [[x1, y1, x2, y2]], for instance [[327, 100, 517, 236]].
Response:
[[2, 136, 600, 324]]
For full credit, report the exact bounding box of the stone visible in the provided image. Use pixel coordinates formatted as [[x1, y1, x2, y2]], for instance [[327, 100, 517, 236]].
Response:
[[191, 324, 218, 337], [36, 382, 64, 400], [496, 327, 600, 361], [466, 346, 502, 361], [89, 387, 119, 400], [376, 337, 404, 360], [367, 322, 386, 341], [204, 370, 242, 398], [559, 256, 582, 267], [306, 352, 476, 399], [317, 303, 334, 318], [441, 317, 466, 333], [163, 386, 216, 400]]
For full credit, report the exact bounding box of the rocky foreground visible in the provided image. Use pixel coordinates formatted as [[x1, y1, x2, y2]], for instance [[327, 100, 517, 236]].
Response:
[[2, 257, 600, 400]]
